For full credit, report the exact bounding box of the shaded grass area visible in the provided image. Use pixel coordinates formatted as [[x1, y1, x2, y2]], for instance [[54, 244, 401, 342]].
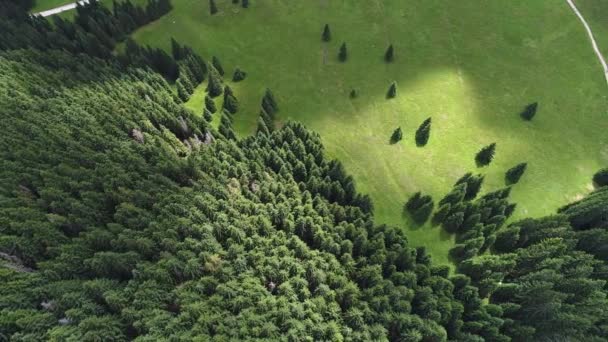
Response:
[[131, 0, 608, 265]]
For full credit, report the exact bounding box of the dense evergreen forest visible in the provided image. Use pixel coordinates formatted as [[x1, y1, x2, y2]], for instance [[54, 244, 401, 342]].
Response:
[[1, 1, 608, 341]]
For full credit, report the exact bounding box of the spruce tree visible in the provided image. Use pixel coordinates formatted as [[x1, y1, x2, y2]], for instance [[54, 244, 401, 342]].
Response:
[[415, 118, 431, 147], [223, 93, 239, 114], [520, 102, 538, 121], [593, 168, 608, 187], [205, 95, 217, 113], [219, 111, 236, 140], [505, 162, 527, 185], [209, 0, 218, 15], [350, 89, 358, 98], [322, 24, 331, 42], [206, 69, 223, 98], [475, 143, 496, 166], [413, 201, 434, 224], [390, 127, 403, 144], [233, 68, 247, 82], [232, 0, 239, 3], [203, 108, 213, 122], [385, 44, 394, 62], [387, 82, 397, 99], [170, 37, 184, 60], [338, 42, 348, 62], [261, 88, 278, 115], [242, 0, 249, 8], [212, 56, 224, 76], [257, 117, 270, 136], [176, 78, 190, 102], [433, 203, 451, 224]]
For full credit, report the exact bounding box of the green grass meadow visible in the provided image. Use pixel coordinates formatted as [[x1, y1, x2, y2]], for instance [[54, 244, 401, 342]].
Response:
[[124, 0, 608, 264]]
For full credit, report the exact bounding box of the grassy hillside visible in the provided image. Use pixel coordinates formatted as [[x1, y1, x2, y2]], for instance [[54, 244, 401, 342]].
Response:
[[131, 0, 608, 265]]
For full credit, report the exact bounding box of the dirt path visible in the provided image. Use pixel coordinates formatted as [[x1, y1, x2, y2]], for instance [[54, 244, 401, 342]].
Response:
[[566, 0, 608, 86], [34, 0, 94, 17]]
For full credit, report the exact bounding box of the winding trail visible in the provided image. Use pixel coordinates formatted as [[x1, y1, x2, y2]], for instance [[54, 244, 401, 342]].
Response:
[[566, 0, 608, 86], [34, 0, 95, 17]]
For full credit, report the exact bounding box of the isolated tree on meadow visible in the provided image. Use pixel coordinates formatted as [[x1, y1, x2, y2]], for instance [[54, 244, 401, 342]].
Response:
[[385, 44, 394, 62], [338, 42, 348, 62], [210, 0, 218, 15], [233, 68, 247, 82], [415, 118, 431, 146], [593, 168, 608, 187], [232, 0, 238, 3], [387, 82, 397, 99], [520, 102, 538, 121], [350, 89, 358, 98], [390, 127, 403, 144], [475, 143, 496, 166], [205, 95, 217, 113], [212, 56, 224, 75], [506, 162, 527, 185], [322, 24, 331, 42], [242, 0, 249, 8]]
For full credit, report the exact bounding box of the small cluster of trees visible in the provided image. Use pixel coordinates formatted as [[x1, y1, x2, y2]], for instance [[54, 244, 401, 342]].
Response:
[[390, 118, 433, 147]]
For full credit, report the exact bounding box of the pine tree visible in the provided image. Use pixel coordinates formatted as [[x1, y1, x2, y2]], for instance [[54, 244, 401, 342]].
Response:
[[176, 79, 190, 102], [390, 127, 403, 144], [233, 68, 247, 82], [210, 0, 218, 15], [338, 42, 348, 62], [475, 143, 496, 167], [203, 108, 213, 122], [170, 37, 184, 60], [593, 168, 608, 187], [387, 82, 397, 99], [506, 163, 527, 185], [520, 102, 538, 121], [257, 117, 270, 136], [242, 0, 249, 8], [322, 24, 331, 42], [219, 111, 236, 140], [206, 69, 223, 98], [205, 95, 217, 113], [385, 44, 394, 62], [223, 93, 239, 114], [261, 88, 278, 115], [405, 192, 422, 212], [350, 89, 358, 98], [413, 201, 434, 224], [212, 56, 224, 76], [415, 118, 431, 147], [433, 203, 451, 224]]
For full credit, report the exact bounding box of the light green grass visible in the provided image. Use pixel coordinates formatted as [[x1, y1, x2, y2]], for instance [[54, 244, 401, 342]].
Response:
[[132, 0, 608, 265]]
